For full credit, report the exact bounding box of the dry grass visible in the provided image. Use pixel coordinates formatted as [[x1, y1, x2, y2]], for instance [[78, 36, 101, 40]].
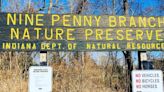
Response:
[[0, 55, 125, 92], [0, 70, 28, 92]]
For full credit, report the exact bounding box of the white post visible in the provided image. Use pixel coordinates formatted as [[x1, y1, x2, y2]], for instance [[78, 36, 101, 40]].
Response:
[[140, 52, 148, 62], [140, 51, 149, 69], [40, 51, 47, 66]]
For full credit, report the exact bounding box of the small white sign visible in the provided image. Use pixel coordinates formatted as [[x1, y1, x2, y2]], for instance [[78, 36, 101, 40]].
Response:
[[40, 53, 47, 62], [29, 66, 53, 92], [140, 52, 147, 61], [132, 70, 163, 92]]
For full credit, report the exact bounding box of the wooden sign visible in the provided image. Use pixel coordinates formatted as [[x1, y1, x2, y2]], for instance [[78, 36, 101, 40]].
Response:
[[0, 13, 163, 51]]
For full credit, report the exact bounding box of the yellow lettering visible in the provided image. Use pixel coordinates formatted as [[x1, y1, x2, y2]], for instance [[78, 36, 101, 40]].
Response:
[[119, 16, 126, 27], [67, 28, 75, 40], [148, 17, 156, 27], [73, 15, 82, 26], [138, 17, 146, 27], [96, 29, 103, 40], [84, 16, 92, 26], [158, 17, 164, 27], [136, 30, 143, 40], [106, 29, 113, 40], [95, 16, 101, 27], [126, 30, 133, 40], [10, 28, 19, 39], [116, 30, 124, 40], [156, 30, 163, 41], [85, 29, 93, 40], [52, 15, 60, 26], [130, 16, 136, 27], [63, 15, 71, 26], [109, 16, 116, 27], [45, 28, 53, 40], [34, 28, 42, 39], [146, 30, 153, 40], [7, 13, 16, 25], [56, 28, 64, 40], [25, 14, 34, 25], [23, 28, 30, 39], [36, 14, 44, 26]]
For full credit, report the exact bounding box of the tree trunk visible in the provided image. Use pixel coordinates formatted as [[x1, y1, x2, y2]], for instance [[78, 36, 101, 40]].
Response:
[[75, 0, 87, 14], [112, 0, 115, 15], [123, 0, 132, 92], [123, 0, 129, 16], [48, 0, 53, 14], [74, 1, 87, 91], [0, 0, 1, 12], [28, 0, 31, 12], [74, 0, 87, 64]]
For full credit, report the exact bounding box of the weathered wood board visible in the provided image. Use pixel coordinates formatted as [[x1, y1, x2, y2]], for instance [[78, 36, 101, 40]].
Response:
[[0, 13, 163, 51]]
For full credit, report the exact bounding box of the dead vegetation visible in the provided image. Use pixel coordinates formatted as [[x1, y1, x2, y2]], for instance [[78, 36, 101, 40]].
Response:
[[0, 51, 163, 92], [0, 52, 128, 92]]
